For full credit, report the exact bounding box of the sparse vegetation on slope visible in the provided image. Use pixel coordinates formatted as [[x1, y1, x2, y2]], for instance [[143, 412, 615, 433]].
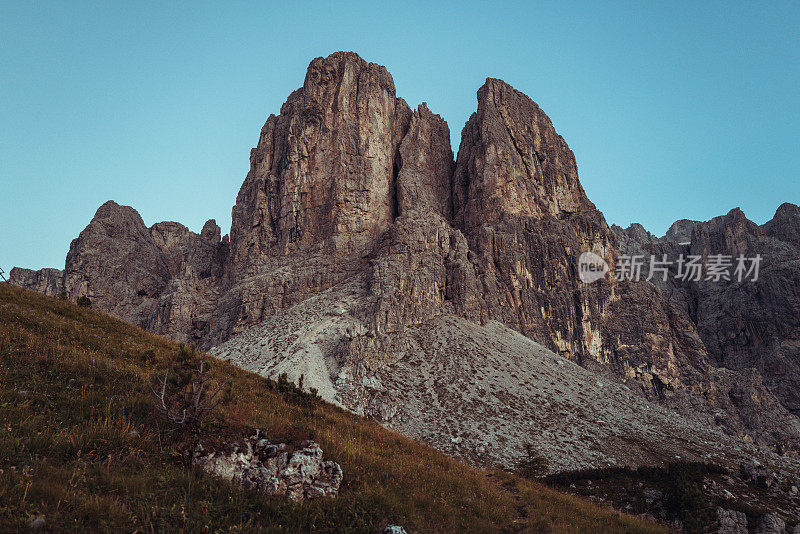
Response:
[[0, 283, 666, 533]]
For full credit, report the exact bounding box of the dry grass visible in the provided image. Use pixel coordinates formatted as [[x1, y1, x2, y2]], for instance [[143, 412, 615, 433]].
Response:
[[0, 283, 668, 533]]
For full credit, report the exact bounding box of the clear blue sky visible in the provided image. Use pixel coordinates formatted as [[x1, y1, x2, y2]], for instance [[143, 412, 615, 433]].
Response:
[[2, 1, 798, 271]]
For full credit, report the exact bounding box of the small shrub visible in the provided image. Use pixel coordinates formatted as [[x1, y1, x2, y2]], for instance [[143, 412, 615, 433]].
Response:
[[515, 443, 548, 479], [669, 481, 715, 534], [58, 291, 68, 300], [151, 348, 230, 429], [544, 461, 726, 534], [267, 373, 319, 409], [77, 296, 92, 308]]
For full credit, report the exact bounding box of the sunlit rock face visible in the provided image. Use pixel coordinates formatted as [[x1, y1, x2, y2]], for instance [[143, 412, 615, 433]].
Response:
[[453, 77, 595, 229]]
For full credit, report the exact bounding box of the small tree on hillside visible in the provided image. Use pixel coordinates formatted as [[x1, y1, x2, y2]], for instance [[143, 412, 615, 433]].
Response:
[[152, 349, 230, 429], [515, 443, 549, 479]]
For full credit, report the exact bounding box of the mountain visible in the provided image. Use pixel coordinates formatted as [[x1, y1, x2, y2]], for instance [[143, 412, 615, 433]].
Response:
[[10, 52, 800, 487]]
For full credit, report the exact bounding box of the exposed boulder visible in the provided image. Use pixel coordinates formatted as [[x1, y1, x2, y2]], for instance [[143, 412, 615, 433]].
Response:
[[716, 507, 748, 534], [193, 431, 343, 501], [756, 513, 786, 534], [27, 515, 46, 530]]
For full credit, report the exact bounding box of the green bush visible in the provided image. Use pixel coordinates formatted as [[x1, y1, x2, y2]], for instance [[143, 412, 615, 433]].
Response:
[[151, 344, 230, 430], [76, 296, 92, 308]]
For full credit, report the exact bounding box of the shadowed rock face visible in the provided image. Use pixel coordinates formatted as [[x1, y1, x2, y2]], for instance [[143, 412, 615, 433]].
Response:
[[11, 52, 800, 460], [64, 201, 172, 311], [615, 203, 800, 427], [396, 103, 454, 219], [11, 200, 226, 340], [7, 267, 64, 295], [763, 202, 800, 250]]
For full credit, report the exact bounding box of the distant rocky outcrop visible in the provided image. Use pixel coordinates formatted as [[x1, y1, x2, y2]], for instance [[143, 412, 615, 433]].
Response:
[[8, 267, 64, 296], [614, 202, 800, 441], [12, 201, 227, 341], [11, 51, 800, 472]]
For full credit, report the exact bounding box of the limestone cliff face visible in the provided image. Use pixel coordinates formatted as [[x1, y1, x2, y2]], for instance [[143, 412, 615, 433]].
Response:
[[448, 78, 699, 395], [62, 201, 172, 325], [12, 200, 225, 341], [8, 267, 64, 296], [11, 52, 800, 454], [229, 51, 412, 271], [453, 78, 594, 230], [212, 52, 423, 344], [396, 103, 454, 219], [762, 202, 800, 250]]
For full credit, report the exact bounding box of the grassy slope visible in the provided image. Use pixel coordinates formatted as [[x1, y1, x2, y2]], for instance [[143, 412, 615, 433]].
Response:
[[0, 283, 666, 533]]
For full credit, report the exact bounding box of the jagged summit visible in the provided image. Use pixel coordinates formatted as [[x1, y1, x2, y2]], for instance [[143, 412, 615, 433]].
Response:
[[454, 77, 594, 230], [11, 53, 800, 478], [615, 200, 800, 426], [231, 51, 414, 263]]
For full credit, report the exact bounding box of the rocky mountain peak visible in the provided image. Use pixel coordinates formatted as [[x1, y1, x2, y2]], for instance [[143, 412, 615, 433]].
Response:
[[88, 200, 151, 236], [453, 77, 594, 231], [762, 201, 800, 249], [229, 51, 413, 268], [302, 51, 397, 102], [201, 219, 222, 243], [663, 219, 700, 242], [690, 207, 762, 257], [773, 201, 800, 219], [613, 222, 657, 243], [396, 102, 454, 219]]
